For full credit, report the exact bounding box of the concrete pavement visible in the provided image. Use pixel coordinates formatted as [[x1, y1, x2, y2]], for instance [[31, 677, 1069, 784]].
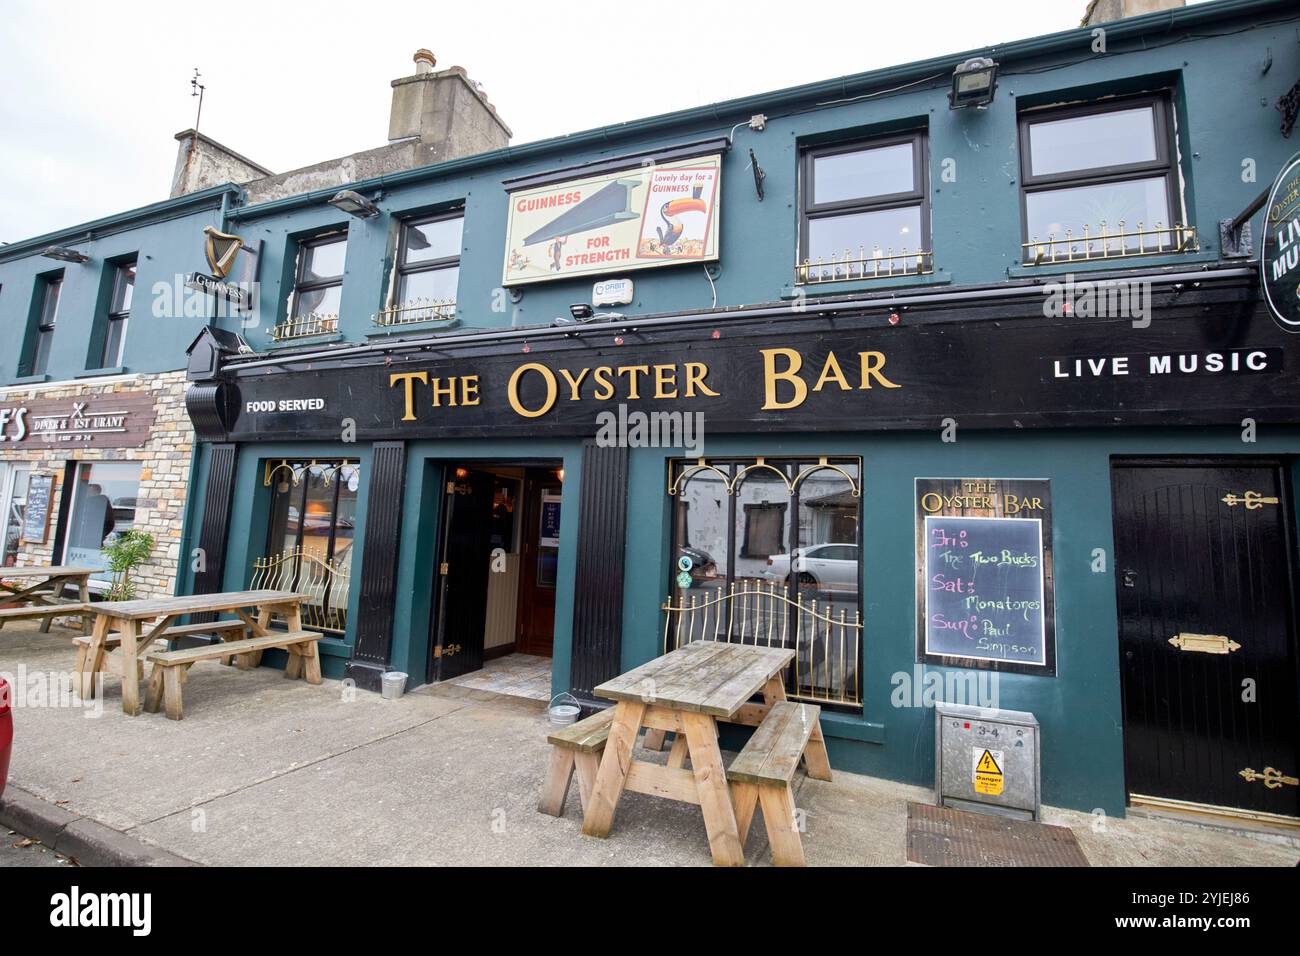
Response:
[[1, 621, 1296, 867]]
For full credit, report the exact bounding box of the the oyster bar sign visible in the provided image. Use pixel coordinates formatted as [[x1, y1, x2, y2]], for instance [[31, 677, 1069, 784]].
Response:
[[1264, 151, 1300, 331], [0, 393, 155, 448]]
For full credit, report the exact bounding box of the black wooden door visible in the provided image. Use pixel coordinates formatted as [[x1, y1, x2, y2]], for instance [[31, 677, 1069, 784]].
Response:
[[1111, 462, 1299, 817], [430, 468, 495, 682]]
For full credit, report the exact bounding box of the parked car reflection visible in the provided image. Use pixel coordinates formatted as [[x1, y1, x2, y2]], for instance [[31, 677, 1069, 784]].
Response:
[[763, 543, 859, 595]]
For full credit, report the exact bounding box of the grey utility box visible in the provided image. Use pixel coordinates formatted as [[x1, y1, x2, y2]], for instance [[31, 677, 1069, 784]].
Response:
[[935, 703, 1041, 821]]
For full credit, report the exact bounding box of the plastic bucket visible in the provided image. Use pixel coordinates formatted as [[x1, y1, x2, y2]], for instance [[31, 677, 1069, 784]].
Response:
[[380, 671, 408, 700]]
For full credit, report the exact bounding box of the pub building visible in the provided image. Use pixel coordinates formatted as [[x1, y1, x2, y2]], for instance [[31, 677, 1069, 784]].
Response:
[[0, 186, 240, 598], [7, 0, 1299, 826]]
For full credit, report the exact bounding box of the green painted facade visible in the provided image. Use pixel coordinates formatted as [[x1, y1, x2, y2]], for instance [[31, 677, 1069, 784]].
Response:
[[4, 0, 1298, 818]]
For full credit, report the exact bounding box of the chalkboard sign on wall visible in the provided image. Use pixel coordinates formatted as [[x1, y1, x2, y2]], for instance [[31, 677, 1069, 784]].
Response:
[[915, 478, 1056, 676], [22, 473, 54, 545]]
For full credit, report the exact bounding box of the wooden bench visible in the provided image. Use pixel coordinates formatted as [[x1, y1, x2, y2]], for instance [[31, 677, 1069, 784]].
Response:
[[538, 708, 616, 817], [0, 603, 91, 632], [727, 701, 822, 867], [72, 621, 248, 696], [143, 630, 323, 720]]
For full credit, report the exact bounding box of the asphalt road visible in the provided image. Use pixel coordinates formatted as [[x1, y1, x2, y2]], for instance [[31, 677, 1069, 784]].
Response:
[[1, 829, 76, 867]]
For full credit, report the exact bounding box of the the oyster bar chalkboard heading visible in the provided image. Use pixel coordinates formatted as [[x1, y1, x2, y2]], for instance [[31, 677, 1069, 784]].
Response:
[[915, 478, 1056, 676]]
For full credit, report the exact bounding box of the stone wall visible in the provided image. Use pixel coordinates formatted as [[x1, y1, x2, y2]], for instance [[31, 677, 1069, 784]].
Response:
[[1, 371, 192, 598]]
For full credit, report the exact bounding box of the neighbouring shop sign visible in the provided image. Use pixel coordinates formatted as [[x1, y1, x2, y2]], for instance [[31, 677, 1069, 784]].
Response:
[[0, 393, 155, 449], [1262, 152, 1300, 332], [21, 473, 54, 544], [502, 155, 721, 286], [915, 478, 1056, 676]]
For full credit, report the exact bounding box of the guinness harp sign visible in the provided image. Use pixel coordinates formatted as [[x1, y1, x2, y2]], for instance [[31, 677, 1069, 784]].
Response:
[[1262, 152, 1300, 332], [502, 153, 721, 286], [186, 226, 261, 308], [204, 226, 244, 278]]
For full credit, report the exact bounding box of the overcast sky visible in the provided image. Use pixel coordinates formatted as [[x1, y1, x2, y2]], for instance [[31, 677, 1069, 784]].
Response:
[[2, 0, 1122, 243]]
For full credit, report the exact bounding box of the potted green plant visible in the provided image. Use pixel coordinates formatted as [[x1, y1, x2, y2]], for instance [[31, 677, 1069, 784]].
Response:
[[103, 529, 155, 601]]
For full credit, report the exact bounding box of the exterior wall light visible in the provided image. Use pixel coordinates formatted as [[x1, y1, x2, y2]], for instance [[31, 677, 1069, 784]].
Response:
[[40, 245, 89, 263], [327, 189, 381, 219], [949, 57, 998, 110]]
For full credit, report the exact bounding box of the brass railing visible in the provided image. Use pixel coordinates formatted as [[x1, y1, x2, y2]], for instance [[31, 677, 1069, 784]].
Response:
[[373, 299, 457, 327], [272, 312, 339, 341], [249, 547, 350, 634], [1023, 221, 1197, 265], [662, 578, 862, 708], [797, 247, 933, 285]]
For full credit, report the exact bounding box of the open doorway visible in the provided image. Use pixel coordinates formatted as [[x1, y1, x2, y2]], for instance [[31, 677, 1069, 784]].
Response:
[[427, 461, 563, 700]]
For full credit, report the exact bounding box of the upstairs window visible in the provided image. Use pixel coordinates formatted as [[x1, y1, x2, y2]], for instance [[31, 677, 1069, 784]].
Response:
[[278, 233, 346, 341], [798, 132, 931, 284], [100, 259, 135, 367], [377, 213, 463, 328], [1019, 96, 1193, 264], [27, 274, 62, 376]]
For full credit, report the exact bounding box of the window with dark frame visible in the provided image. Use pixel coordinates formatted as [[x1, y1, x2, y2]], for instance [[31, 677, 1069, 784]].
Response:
[[101, 259, 135, 368], [378, 213, 463, 327], [264, 460, 360, 633], [668, 456, 863, 711], [798, 131, 931, 284], [1018, 94, 1191, 264], [278, 232, 346, 340], [27, 274, 62, 376], [741, 502, 786, 558]]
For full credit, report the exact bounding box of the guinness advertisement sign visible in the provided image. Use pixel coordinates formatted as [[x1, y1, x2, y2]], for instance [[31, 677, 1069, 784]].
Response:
[[191, 277, 1300, 444], [185, 226, 261, 308], [1262, 152, 1300, 332]]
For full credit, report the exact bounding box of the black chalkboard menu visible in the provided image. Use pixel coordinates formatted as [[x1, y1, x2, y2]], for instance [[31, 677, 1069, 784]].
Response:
[[22, 473, 54, 545], [915, 478, 1056, 676]]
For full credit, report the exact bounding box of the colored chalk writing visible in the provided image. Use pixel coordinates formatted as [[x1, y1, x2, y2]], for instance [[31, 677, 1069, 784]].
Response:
[[923, 514, 1048, 666]]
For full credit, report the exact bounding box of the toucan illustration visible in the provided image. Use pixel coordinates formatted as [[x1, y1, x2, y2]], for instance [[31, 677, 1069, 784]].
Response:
[[655, 184, 708, 251]]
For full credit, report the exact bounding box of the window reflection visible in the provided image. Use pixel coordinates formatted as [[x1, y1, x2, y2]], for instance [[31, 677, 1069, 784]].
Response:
[[669, 458, 861, 710]]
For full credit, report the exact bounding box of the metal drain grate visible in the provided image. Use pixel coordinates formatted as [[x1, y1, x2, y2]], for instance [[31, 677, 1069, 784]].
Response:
[[906, 802, 1090, 867]]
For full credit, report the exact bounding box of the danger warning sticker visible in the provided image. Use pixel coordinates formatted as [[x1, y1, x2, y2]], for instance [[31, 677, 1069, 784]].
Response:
[[973, 748, 1004, 796]]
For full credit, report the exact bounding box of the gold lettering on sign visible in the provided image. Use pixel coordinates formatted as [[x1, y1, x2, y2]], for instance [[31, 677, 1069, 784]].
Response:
[[683, 362, 718, 397], [761, 348, 807, 410], [617, 365, 651, 400], [859, 351, 900, 389], [559, 367, 588, 401], [508, 363, 558, 418], [591, 366, 615, 400], [390, 371, 429, 422], [762, 348, 899, 410], [653, 364, 678, 399], [813, 352, 852, 392]]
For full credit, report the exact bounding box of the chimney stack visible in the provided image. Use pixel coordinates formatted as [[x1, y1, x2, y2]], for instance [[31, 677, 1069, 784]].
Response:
[[1083, 0, 1184, 26], [389, 49, 512, 165]]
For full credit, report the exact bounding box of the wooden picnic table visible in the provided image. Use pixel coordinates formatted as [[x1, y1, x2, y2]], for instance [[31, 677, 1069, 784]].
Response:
[[80, 589, 309, 716], [0, 566, 97, 633], [581, 641, 830, 866]]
